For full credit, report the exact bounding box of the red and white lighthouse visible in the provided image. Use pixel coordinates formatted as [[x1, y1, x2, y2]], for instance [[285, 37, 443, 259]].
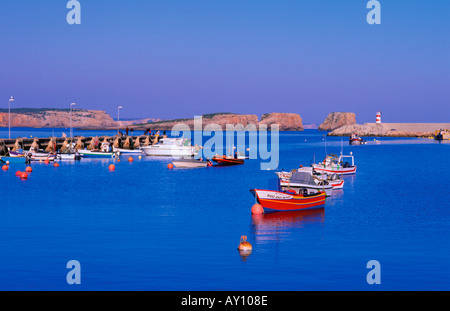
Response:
[[376, 112, 381, 124]]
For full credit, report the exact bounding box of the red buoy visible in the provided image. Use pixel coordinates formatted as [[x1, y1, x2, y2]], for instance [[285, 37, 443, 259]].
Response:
[[167, 163, 174, 169], [237, 236, 252, 251], [53, 162, 59, 167], [128, 157, 133, 162], [20, 172, 28, 179], [2, 165, 8, 171], [109, 164, 115, 171], [25, 166, 32, 173], [251, 203, 264, 214], [15, 170, 22, 177], [44, 159, 49, 164]]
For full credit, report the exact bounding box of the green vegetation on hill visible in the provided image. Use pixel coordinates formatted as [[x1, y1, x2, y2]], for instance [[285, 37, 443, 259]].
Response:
[[0, 108, 87, 114]]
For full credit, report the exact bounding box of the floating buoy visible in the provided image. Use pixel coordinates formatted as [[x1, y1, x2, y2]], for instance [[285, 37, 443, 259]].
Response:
[[6, 161, 10, 165], [237, 236, 252, 251], [44, 159, 49, 164], [207, 161, 213, 167], [109, 164, 115, 171], [128, 157, 133, 162], [20, 172, 28, 179], [138, 155, 142, 159], [25, 166, 32, 173], [167, 163, 174, 169], [53, 162, 59, 167], [117, 158, 121, 162], [15, 170, 22, 177], [2, 165, 8, 171], [251, 203, 264, 214]]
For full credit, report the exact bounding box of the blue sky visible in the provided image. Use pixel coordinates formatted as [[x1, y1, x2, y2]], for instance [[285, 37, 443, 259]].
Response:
[[0, 1, 449, 124]]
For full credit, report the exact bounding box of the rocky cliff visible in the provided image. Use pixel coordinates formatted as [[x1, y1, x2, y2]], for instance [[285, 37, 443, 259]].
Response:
[[318, 112, 356, 131], [0, 109, 115, 128], [129, 112, 303, 131], [257, 113, 303, 131]]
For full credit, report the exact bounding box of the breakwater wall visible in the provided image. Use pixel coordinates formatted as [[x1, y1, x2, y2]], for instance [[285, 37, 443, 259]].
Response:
[[0, 135, 159, 155]]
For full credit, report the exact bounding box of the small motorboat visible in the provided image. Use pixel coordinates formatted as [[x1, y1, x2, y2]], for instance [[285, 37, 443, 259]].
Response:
[[10, 150, 56, 162], [276, 170, 333, 196], [57, 153, 82, 161], [312, 153, 357, 175], [113, 147, 143, 155], [172, 158, 212, 168], [77, 142, 117, 158], [212, 155, 244, 166], [277, 166, 344, 190], [349, 133, 366, 145], [140, 138, 199, 157], [250, 189, 326, 213]]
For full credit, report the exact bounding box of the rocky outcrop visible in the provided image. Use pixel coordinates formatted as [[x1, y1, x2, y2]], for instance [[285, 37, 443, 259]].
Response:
[[129, 113, 303, 131], [318, 112, 356, 131], [257, 113, 303, 131], [0, 109, 115, 128]]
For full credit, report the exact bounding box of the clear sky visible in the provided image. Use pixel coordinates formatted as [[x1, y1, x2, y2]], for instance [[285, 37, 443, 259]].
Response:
[[1, 0, 449, 124]]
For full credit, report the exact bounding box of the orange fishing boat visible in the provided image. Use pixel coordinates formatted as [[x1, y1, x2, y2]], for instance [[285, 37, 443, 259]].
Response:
[[212, 155, 244, 166], [250, 189, 326, 213]]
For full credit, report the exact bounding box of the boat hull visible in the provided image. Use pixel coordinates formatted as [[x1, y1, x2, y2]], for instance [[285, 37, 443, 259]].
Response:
[[311, 164, 357, 175], [250, 189, 326, 212], [172, 159, 208, 168], [212, 156, 244, 166], [140, 146, 197, 157], [77, 150, 116, 158]]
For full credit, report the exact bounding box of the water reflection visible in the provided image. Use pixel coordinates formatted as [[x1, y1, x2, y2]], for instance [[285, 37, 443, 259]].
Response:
[[250, 208, 325, 243]]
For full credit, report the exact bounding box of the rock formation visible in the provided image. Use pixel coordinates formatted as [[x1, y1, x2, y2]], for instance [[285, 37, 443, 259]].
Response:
[[129, 113, 303, 131], [318, 112, 356, 131], [257, 113, 303, 131]]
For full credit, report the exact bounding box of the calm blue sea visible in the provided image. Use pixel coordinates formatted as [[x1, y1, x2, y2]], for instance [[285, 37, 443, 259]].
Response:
[[1, 128, 449, 290]]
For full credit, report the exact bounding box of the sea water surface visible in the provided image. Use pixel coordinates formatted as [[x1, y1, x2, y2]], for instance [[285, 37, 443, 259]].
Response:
[[1, 129, 449, 290]]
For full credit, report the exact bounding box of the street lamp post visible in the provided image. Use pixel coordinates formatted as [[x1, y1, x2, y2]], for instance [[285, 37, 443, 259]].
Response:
[[70, 103, 76, 139], [117, 106, 123, 135], [8, 96, 14, 139]]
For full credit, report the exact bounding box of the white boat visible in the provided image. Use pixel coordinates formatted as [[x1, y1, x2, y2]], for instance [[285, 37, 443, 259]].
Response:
[[172, 158, 211, 168], [311, 153, 357, 175], [77, 149, 116, 158], [140, 138, 199, 157], [113, 147, 143, 155], [77, 142, 117, 158], [276, 170, 333, 197], [277, 166, 344, 190], [57, 153, 82, 160]]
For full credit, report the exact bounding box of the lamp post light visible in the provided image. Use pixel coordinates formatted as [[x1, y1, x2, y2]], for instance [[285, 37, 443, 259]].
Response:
[[70, 103, 76, 139], [8, 96, 14, 139], [117, 106, 123, 135]]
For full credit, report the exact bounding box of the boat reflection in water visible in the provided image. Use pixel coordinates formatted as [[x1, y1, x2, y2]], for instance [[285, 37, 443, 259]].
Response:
[[251, 208, 325, 243]]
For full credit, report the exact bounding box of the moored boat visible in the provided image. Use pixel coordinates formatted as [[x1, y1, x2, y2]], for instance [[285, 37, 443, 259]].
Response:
[[311, 153, 357, 175], [276, 170, 333, 196], [172, 158, 211, 168], [140, 138, 198, 157], [250, 189, 326, 212], [349, 133, 366, 145], [212, 155, 244, 166], [277, 167, 344, 190], [113, 147, 143, 155]]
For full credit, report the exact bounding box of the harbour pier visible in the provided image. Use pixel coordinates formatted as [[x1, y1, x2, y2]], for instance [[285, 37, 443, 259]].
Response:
[[0, 134, 162, 155]]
